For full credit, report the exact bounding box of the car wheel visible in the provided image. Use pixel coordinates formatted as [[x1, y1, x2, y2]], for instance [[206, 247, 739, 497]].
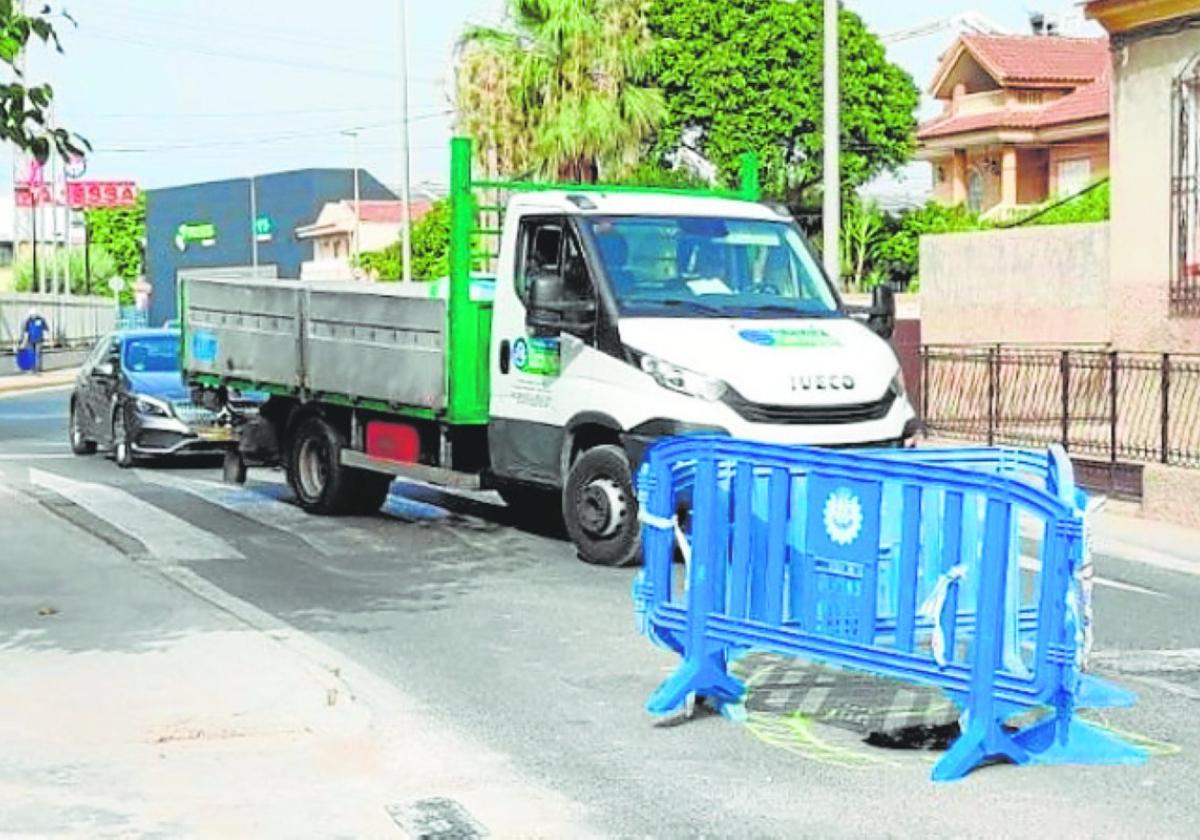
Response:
[[287, 416, 356, 515], [69, 399, 96, 456], [112, 409, 137, 469], [563, 444, 642, 567]]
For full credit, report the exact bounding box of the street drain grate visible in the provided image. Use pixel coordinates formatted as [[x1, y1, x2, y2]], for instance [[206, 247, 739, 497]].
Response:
[[386, 797, 487, 839]]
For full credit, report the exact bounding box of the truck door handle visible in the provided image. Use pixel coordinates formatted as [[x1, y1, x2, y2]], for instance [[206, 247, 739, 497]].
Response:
[[499, 340, 511, 374]]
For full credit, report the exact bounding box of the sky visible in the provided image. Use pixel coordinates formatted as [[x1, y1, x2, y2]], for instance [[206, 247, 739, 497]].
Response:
[[9, 0, 1103, 197]]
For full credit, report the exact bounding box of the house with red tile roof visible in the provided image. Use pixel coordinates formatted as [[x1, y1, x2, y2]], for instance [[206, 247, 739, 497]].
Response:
[[295, 199, 432, 280], [917, 34, 1111, 218]]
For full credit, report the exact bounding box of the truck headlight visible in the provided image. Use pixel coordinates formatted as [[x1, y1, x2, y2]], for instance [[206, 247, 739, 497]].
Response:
[[133, 395, 172, 418], [638, 353, 728, 402]]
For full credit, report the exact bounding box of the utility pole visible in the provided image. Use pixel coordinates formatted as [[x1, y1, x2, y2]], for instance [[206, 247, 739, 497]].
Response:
[[343, 129, 362, 269], [249, 175, 259, 274], [823, 0, 841, 288], [399, 0, 413, 283]]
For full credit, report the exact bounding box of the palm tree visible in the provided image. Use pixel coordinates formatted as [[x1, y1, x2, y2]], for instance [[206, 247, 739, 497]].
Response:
[[455, 0, 664, 182]]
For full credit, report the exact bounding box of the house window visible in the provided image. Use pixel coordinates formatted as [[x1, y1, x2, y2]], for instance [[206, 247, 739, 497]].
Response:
[[967, 169, 985, 213], [1056, 158, 1091, 198], [1172, 55, 1200, 316]]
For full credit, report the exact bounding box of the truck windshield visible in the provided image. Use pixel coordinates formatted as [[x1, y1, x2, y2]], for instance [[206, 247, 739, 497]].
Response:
[[123, 336, 181, 373], [583, 215, 838, 319]]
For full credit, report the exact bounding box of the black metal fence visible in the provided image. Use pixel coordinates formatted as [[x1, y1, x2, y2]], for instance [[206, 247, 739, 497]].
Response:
[[922, 345, 1200, 469]]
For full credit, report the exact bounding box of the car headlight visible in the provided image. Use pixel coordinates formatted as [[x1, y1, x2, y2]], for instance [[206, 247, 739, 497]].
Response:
[[890, 370, 908, 399], [638, 353, 728, 401], [133, 395, 172, 418]]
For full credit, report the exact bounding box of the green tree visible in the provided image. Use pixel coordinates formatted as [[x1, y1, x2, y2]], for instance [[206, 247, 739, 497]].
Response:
[[14, 245, 117, 295], [875, 201, 980, 289], [357, 199, 454, 282], [646, 0, 918, 207], [840, 198, 887, 290], [0, 3, 87, 162], [455, 0, 664, 181], [85, 194, 146, 284]]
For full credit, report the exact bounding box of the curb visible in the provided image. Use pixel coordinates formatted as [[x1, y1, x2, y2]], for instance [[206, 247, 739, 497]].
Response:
[[0, 370, 77, 397]]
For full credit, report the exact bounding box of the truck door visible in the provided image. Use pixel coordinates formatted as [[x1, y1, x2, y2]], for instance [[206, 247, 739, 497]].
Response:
[[488, 214, 599, 485]]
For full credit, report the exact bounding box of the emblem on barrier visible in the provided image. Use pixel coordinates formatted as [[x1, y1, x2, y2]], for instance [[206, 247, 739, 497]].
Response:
[[823, 487, 864, 546]]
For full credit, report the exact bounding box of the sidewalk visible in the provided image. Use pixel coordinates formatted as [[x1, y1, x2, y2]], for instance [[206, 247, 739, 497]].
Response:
[[0, 367, 77, 396], [0, 483, 594, 837]]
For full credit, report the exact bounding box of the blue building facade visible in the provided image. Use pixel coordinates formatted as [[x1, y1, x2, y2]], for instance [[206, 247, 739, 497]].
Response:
[[145, 169, 395, 326]]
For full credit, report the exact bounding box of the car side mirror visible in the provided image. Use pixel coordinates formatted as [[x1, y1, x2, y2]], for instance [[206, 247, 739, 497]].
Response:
[[93, 361, 115, 379], [867, 284, 896, 341]]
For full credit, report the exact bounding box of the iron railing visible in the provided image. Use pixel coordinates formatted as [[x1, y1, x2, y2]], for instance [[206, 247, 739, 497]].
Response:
[[922, 345, 1200, 469], [1172, 56, 1200, 316]]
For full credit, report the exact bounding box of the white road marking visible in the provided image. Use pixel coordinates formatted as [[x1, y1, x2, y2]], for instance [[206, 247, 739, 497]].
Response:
[[135, 469, 346, 557], [29, 467, 243, 562], [0, 453, 77, 461], [1089, 648, 1200, 674], [1017, 556, 1165, 598]]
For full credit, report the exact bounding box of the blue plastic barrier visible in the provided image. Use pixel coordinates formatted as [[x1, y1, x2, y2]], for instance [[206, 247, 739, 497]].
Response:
[[633, 438, 1146, 781]]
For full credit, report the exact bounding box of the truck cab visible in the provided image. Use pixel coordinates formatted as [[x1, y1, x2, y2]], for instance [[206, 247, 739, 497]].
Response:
[[485, 192, 917, 565]]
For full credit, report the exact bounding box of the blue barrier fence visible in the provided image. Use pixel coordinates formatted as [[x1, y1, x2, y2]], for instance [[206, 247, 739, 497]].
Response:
[[633, 438, 1146, 781]]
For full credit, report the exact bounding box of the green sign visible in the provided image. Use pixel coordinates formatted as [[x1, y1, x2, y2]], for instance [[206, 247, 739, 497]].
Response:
[[513, 337, 560, 377], [175, 222, 216, 252], [254, 215, 273, 241]]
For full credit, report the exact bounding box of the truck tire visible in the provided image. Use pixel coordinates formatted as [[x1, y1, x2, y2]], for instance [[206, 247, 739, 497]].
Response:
[[563, 444, 642, 567], [287, 416, 357, 515], [350, 473, 393, 514]]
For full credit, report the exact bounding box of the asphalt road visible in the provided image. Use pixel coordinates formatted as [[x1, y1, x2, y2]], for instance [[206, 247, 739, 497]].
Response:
[[4, 385, 1200, 837]]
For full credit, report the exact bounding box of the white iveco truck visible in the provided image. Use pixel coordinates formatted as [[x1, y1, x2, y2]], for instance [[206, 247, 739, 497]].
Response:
[[182, 138, 918, 567]]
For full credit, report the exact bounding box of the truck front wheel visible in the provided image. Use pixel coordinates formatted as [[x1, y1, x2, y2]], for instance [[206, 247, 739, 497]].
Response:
[[563, 444, 641, 567], [288, 416, 357, 515]]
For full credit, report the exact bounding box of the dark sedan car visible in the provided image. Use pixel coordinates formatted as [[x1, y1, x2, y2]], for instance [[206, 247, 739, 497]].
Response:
[[68, 328, 241, 467]]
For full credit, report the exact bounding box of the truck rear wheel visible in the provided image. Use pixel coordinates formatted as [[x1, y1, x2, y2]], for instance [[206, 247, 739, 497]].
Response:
[[288, 416, 357, 515], [563, 444, 642, 567]]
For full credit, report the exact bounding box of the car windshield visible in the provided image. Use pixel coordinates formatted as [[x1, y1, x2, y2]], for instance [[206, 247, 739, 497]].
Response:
[[123, 336, 180, 373], [583, 215, 839, 318]]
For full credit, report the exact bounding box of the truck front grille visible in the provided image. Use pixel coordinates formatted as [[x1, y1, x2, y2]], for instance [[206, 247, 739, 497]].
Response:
[[722, 388, 896, 426]]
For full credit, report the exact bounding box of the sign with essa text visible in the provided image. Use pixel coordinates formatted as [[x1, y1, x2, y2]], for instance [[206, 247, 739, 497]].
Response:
[[15, 180, 139, 209]]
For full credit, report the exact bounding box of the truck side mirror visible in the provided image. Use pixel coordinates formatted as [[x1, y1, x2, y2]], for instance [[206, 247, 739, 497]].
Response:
[[525, 271, 597, 337], [526, 271, 566, 337], [867, 284, 896, 341]]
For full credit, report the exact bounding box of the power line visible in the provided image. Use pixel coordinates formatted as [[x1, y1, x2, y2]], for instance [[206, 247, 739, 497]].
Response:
[[90, 0, 451, 60], [76, 29, 445, 84], [91, 111, 454, 154]]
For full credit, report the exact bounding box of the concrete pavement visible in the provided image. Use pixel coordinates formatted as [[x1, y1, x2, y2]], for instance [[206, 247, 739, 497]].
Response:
[[0, 368, 76, 396]]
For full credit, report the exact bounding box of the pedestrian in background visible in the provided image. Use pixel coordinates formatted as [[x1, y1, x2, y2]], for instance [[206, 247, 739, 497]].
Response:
[[20, 309, 49, 374]]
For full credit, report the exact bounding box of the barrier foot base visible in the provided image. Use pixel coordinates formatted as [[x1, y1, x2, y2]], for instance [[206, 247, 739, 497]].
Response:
[[647, 653, 745, 717], [1076, 674, 1137, 709], [932, 722, 1028, 782], [1013, 715, 1148, 767]]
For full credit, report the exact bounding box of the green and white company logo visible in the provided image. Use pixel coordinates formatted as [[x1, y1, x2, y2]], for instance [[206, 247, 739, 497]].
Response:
[[175, 222, 217, 252], [513, 337, 560, 377], [739, 327, 840, 348]]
